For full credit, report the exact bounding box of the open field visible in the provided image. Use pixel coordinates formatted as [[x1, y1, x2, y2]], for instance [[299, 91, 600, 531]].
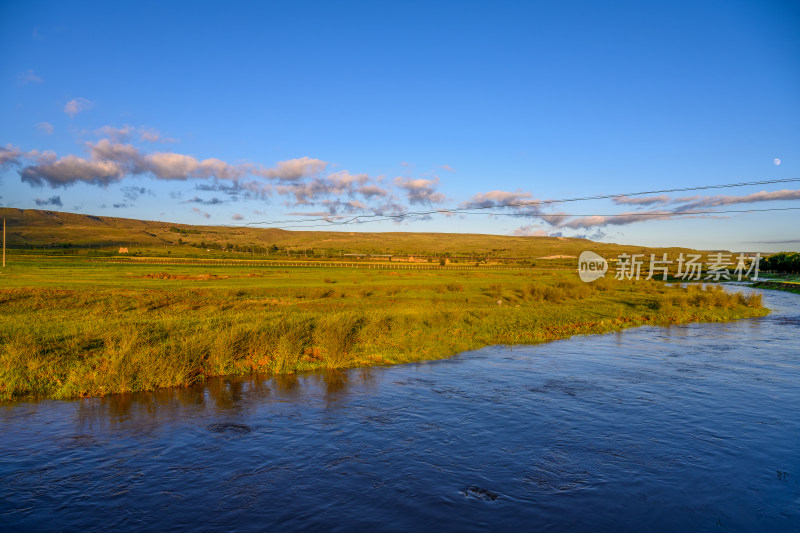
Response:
[[0, 256, 767, 401]]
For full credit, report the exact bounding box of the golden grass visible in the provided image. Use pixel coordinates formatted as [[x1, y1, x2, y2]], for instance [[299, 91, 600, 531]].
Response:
[[0, 257, 769, 400]]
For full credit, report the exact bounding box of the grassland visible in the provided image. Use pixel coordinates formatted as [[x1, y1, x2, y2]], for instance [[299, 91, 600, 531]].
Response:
[[0, 256, 767, 401], [1, 207, 704, 263]]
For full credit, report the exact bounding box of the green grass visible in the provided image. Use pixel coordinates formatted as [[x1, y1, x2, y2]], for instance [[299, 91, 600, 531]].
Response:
[[0, 257, 768, 401], [750, 274, 800, 294]]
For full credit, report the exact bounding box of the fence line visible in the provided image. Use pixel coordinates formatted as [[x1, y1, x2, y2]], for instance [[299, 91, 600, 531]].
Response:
[[85, 258, 533, 271]]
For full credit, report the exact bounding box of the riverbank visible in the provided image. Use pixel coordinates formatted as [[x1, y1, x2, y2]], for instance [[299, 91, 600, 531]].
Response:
[[751, 280, 800, 295], [0, 258, 767, 400]]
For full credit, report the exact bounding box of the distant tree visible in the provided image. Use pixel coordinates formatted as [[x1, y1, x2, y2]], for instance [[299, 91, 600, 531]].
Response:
[[763, 252, 800, 273]]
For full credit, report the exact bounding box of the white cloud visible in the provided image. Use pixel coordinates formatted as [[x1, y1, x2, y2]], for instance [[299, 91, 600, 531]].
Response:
[[558, 210, 693, 229], [320, 199, 368, 214], [140, 130, 161, 142], [35, 122, 54, 135], [64, 98, 93, 118], [674, 189, 800, 210], [145, 152, 201, 180], [256, 156, 328, 181], [394, 177, 445, 204], [195, 157, 245, 180], [512, 225, 549, 236], [369, 200, 407, 217], [537, 211, 572, 226], [285, 211, 344, 217], [0, 145, 23, 169], [18, 141, 246, 186], [89, 139, 145, 171], [11, 138, 455, 219], [139, 128, 176, 143], [611, 194, 671, 206], [276, 170, 373, 205], [94, 125, 177, 144], [462, 190, 534, 209], [17, 69, 43, 85], [357, 184, 389, 198], [327, 170, 369, 188], [542, 188, 800, 230], [89, 141, 245, 181], [21, 155, 124, 187], [460, 189, 543, 219], [96, 125, 135, 143]]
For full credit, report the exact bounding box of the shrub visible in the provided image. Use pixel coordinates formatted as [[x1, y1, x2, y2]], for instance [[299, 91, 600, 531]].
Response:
[[486, 283, 503, 300]]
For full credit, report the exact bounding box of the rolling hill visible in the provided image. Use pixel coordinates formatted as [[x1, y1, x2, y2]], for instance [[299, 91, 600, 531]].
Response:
[[0, 208, 704, 260]]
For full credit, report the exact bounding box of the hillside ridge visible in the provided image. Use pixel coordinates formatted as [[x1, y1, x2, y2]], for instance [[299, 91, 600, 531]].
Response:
[[0, 207, 702, 258]]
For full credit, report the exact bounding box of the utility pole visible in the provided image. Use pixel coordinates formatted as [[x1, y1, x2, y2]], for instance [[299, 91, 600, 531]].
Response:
[[3, 219, 5, 267]]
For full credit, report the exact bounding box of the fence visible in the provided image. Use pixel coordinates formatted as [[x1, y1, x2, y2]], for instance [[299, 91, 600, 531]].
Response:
[[88, 258, 533, 271]]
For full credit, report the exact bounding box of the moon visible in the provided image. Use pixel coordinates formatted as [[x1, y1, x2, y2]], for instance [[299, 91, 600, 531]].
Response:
[[774, 158, 781, 166]]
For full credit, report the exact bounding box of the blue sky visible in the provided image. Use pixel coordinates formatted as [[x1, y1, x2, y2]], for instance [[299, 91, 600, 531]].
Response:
[[1, 0, 798, 252]]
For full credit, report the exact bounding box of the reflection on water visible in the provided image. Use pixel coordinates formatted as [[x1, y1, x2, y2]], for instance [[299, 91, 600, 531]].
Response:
[[71, 369, 370, 432], [1, 287, 799, 532]]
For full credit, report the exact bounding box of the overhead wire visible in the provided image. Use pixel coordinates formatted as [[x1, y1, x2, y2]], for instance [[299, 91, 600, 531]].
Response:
[[266, 206, 800, 230], [228, 177, 800, 229]]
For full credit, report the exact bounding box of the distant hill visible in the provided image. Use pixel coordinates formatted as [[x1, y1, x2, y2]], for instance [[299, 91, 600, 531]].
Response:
[[0, 208, 701, 260]]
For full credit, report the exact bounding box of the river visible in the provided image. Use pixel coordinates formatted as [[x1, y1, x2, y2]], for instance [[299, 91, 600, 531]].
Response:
[[2, 287, 798, 532]]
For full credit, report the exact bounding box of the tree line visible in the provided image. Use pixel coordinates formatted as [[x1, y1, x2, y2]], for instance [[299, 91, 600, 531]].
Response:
[[762, 252, 800, 274]]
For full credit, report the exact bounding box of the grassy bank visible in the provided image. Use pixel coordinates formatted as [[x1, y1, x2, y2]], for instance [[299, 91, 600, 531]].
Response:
[[0, 258, 767, 401], [751, 280, 800, 295]]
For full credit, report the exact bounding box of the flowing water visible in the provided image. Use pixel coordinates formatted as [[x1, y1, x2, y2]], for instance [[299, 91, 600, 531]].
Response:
[[2, 287, 799, 532]]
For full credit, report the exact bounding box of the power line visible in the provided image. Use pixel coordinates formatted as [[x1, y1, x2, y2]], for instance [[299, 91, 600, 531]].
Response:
[[456, 206, 800, 218], [266, 206, 800, 230], [233, 177, 800, 229]]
